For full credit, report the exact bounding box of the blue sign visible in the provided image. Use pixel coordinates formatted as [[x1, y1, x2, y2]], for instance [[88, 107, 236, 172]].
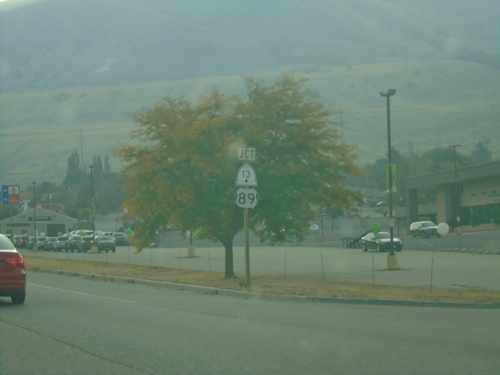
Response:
[[2, 185, 20, 206]]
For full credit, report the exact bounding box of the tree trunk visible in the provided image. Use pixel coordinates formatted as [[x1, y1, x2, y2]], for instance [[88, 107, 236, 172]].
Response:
[[221, 239, 234, 278]]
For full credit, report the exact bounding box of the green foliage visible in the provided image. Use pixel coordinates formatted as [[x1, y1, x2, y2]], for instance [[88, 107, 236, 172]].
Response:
[[470, 141, 493, 164], [63, 151, 86, 190], [240, 75, 362, 243], [13, 151, 126, 223], [115, 74, 362, 277]]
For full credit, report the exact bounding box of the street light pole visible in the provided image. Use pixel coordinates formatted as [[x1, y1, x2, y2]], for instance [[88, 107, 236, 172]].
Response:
[[32, 181, 38, 252], [380, 89, 396, 256], [449, 144, 461, 237], [89, 165, 98, 253]]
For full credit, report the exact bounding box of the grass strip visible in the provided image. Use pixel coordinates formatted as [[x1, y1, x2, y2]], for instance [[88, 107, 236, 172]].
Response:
[[25, 256, 500, 305]]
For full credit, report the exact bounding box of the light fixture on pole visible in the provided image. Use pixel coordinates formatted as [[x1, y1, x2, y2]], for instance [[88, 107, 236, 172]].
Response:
[[32, 181, 38, 252], [380, 89, 396, 255]]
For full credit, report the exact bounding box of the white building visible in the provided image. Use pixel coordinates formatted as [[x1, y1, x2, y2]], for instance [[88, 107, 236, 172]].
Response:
[[0, 207, 78, 237]]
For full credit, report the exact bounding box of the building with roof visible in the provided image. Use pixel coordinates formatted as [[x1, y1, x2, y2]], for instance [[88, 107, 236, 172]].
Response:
[[0, 207, 78, 237], [404, 160, 500, 232]]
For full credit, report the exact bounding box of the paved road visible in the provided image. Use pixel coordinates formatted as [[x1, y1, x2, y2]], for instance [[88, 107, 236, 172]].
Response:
[[2, 272, 499, 375], [24, 244, 500, 291]]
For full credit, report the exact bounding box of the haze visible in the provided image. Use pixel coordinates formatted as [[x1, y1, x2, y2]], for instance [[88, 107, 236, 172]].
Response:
[[1, 0, 499, 185]]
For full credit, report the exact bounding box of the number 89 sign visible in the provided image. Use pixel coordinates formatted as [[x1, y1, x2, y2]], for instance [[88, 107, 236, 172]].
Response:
[[236, 188, 258, 209]]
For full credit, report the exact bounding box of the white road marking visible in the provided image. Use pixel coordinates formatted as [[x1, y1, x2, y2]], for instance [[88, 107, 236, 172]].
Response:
[[28, 283, 140, 304]]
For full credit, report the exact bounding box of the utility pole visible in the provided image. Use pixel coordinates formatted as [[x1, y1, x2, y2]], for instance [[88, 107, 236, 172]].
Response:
[[32, 181, 38, 252], [89, 165, 98, 253], [380, 89, 399, 270], [380, 89, 396, 254], [449, 144, 461, 248]]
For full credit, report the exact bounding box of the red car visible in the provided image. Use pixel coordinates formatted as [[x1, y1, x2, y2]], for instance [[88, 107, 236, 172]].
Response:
[[0, 234, 26, 304]]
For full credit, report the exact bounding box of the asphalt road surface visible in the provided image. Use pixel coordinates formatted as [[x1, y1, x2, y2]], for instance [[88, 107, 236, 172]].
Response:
[[1, 272, 499, 375]]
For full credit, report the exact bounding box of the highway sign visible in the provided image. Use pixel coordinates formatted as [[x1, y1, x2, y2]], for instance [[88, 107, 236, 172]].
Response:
[[236, 188, 258, 209], [237, 147, 256, 161], [235, 163, 258, 186], [2, 185, 20, 206]]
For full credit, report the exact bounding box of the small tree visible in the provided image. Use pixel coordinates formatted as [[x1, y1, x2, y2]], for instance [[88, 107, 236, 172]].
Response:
[[63, 151, 87, 191], [115, 74, 362, 278], [470, 141, 492, 164]]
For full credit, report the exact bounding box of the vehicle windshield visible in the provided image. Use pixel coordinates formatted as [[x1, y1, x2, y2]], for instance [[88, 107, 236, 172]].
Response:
[[1, 2, 499, 373]]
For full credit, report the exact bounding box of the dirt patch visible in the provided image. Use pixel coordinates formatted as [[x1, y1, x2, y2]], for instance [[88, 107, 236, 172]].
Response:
[[25, 256, 500, 304]]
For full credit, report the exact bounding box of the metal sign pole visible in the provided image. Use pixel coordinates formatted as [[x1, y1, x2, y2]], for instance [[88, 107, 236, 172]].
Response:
[[236, 147, 257, 286], [244, 207, 250, 285]]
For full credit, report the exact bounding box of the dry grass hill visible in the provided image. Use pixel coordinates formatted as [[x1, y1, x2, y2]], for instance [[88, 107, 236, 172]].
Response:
[[1, 0, 499, 186]]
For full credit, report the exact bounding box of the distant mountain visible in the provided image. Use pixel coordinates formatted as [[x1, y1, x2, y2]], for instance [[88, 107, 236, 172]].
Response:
[[1, 0, 499, 186]]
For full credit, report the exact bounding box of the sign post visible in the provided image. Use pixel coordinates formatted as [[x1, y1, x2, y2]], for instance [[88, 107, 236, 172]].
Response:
[[2, 185, 20, 238], [236, 148, 257, 285]]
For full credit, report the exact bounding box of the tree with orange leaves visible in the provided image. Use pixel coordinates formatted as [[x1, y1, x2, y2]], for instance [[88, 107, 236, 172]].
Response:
[[115, 74, 361, 278]]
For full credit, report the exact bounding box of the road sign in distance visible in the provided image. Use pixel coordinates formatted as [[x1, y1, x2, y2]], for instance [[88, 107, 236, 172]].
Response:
[[235, 163, 258, 186], [236, 188, 258, 209], [2, 185, 20, 206], [237, 147, 256, 161]]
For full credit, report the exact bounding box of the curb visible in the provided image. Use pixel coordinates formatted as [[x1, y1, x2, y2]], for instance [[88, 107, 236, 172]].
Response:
[[33, 268, 500, 310]]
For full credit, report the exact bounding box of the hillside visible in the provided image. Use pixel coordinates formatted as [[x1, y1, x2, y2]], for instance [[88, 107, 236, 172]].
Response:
[[0, 0, 499, 186]]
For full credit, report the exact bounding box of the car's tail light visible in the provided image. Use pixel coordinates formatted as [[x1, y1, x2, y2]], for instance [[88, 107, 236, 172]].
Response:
[[4, 254, 25, 267]]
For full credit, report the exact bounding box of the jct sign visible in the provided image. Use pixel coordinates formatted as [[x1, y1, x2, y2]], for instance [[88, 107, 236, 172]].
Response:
[[237, 147, 256, 161]]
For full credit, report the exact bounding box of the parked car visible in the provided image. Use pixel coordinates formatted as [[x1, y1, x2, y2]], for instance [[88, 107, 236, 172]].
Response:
[[45, 237, 60, 251], [410, 221, 439, 238], [361, 231, 403, 252], [12, 235, 28, 249], [0, 233, 26, 304], [81, 235, 95, 252], [27, 236, 35, 249], [37, 237, 48, 251], [68, 235, 83, 252], [113, 232, 129, 246], [57, 235, 70, 251], [95, 236, 116, 252]]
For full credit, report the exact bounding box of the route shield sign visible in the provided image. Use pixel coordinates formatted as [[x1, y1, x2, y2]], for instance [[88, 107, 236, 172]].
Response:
[[235, 163, 258, 187], [236, 188, 258, 209]]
